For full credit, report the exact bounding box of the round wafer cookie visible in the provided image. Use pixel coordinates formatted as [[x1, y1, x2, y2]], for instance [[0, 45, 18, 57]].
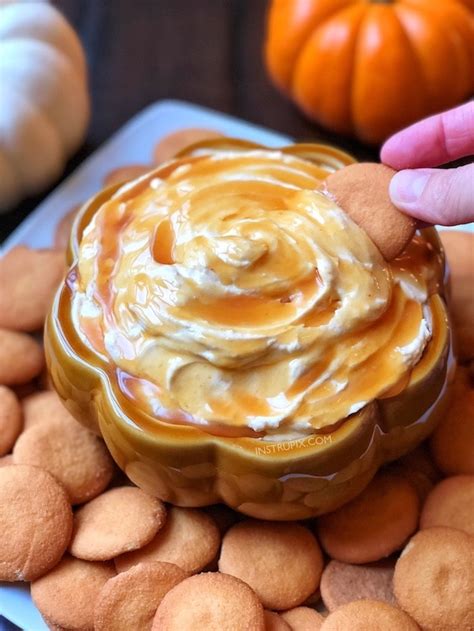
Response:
[[420, 475, 474, 536], [31, 556, 115, 631], [317, 472, 419, 564], [0, 464, 72, 581], [115, 506, 220, 574], [393, 527, 474, 630], [94, 561, 189, 631], [440, 231, 474, 360], [326, 163, 416, 260], [280, 607, 325, 630], [430, 367, 474, 475], [320, 599, 419, 630], [13, 415, 114, 504], [0, 329, 44, 386], [69, 487, 166, 561], [320, 559, 396, 611], [0, 246, 65, 331], [22, 391, 73, 430], [218, 520, 323, 610], [151, 572, 265, 631]]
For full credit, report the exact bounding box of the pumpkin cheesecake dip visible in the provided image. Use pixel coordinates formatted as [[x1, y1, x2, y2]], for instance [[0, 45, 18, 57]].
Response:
[[0, 127, 472, 631], [66, 149, 444, 439], [45, 138, 452, 518]]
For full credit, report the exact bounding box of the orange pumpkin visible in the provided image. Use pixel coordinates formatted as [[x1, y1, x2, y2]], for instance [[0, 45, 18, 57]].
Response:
[[265, 0, 474, 144]]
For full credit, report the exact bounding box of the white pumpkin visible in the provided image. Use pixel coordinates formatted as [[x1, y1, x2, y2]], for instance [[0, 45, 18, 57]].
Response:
[[0, 1, 89, 211]]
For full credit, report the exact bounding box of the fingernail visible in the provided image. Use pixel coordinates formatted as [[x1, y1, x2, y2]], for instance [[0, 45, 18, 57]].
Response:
[[390, 171, 430, 205]]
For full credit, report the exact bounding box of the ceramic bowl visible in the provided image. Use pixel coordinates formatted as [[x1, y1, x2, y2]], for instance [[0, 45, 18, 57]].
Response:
[[45, 140, 454, 519]]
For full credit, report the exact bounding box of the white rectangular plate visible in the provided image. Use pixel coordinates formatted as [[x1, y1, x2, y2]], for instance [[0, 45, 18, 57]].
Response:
[[0, 99, 472, 631]]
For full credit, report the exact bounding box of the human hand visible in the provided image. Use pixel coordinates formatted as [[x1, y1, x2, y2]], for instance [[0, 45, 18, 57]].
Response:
[[381, 102, 474, 226]]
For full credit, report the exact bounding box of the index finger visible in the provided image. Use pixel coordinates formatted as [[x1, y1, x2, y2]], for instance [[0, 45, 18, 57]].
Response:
[[381, 102, 474, 169]]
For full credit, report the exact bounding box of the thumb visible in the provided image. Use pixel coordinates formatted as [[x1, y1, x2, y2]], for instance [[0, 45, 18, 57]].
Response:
[[389, 164, 474, 226]]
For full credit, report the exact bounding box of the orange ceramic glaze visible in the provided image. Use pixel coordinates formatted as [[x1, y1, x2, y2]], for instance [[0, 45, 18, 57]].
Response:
[[45, 138, 454, 519]]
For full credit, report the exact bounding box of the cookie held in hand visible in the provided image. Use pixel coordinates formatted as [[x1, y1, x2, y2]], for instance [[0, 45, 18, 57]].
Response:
[[326, 163, 416, 260]]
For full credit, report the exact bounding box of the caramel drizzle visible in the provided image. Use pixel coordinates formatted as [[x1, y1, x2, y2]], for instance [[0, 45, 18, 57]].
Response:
[[74, 149, 444, 438], [116, 368, 264, 438]]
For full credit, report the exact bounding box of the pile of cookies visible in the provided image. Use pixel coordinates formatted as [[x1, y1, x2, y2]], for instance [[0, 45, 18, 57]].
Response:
[[1, 131, 474, 630]]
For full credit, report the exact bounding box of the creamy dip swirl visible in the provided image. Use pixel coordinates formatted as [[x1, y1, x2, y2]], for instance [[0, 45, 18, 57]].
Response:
[[72, 149, 440, 440]]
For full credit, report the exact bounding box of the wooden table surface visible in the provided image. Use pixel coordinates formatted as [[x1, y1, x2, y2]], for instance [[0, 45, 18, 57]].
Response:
[[2, 0, 378, 241]]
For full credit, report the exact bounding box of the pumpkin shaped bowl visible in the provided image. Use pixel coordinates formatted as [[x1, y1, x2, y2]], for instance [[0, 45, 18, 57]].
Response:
[[45, 140, 454, 520]]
